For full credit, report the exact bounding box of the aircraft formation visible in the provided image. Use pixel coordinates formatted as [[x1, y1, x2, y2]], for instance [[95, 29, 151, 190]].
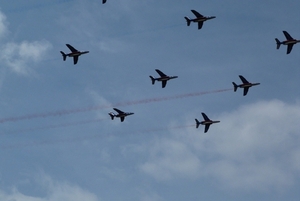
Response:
[[55, 5, 297, 133]]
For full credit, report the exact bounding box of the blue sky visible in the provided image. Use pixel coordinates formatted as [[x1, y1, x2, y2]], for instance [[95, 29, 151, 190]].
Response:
[[0, 0, 300, 200]]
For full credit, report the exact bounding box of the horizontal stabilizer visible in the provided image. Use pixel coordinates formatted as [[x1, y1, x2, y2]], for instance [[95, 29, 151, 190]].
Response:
[[184, 17, 191, 26], [275, 38, 281, 49], [149, 76, 155, 85], [60, 51, 67, 61], [108, 113, 114, 120], [195, 119, 200, 128], [232, 82, 238, 92]]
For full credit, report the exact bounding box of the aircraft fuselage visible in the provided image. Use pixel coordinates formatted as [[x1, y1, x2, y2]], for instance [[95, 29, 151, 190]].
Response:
[[115, 113, 134, 118], [156, 76, 178, 81], [282, 40, 300, 45], [67, 51, 89, 57], [200, 120, 220, 125], [193, 16, 215, 22], [238, 83, 260, 88]]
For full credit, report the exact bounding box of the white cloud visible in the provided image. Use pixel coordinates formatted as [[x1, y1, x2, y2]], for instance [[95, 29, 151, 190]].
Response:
[[0, 10, 52, 76], [140, 138, 202, 181], [139, 99, 300, 191], [0, 10, 8, 38], [86, 89, 113, 119], [1, 40, 52, 75], [0, 174, 99, 201]]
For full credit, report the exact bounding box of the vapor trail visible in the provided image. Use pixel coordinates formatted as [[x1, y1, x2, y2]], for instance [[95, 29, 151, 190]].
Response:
[[1, 118, 105, 136], [0, 88, 232, 124], [1, 124, 195, 150]]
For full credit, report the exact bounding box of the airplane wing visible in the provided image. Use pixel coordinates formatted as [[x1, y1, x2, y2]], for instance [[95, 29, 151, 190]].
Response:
[[243, 87, 249, 96], [191, 10, 203, 18], [120, 116, 125, 122], [66, 44, 78, 53], [155, 69, 167, 77], [201, 113, 210, 121], [283, 31, 294, 40], [287, 44, 294, 54], [204, 124, 210, 133], [239, 75, 249, 84], [73, 56, 79, 65], [198, 22, 204, 29], [113, 108, 124, 114], [162, 80, 167, 88]]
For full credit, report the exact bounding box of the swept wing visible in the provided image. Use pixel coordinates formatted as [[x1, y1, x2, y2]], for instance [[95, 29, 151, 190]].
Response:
[[155, 69, 167, 77], [73, 56, 79, 65], [243, 87, 249, 96], [66, 44, 78, 53], [191, 10, 204, 18], [201, 112, 210, 121], [283, 31, 294, 40], [113, 108, 125, 114], [162, 80, 167, 88], [204, 124, 210, 133], [198, 22, 204, 29], [287, 44, 294, 54], [239, 75, 249, 84]]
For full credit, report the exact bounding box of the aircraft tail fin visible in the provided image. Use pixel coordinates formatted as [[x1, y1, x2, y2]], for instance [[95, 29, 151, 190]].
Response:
[[60, 51, 67, 61], [108, 113, 114, 120], [275, 38, 281, 49], [195, 119, 200, 128], [184, 17, 191, 26], [232, 82, 238, 92], [149, 76, 155, 85]]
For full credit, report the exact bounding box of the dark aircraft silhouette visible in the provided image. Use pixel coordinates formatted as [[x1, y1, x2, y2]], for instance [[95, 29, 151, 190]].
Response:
[[60, 44, 89, 65], [232, 75, 260, 96], [109, 108, 134, 122], [195, 113, 220, 133], [149, 69, 178, 88], [102, 0, 107, 4], [275, 31, 300, 54], [184, 10, 215, 29]]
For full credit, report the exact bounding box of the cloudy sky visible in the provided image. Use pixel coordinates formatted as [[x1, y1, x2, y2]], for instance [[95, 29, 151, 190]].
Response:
[[0, 0, 300, 200]]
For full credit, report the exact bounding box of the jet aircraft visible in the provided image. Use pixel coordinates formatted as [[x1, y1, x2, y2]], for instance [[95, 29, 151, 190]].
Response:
[[195, 113, 220, 133], [184, 10, 215, 29], [149, 69, 178, 88], [275, 31, 300, 54], [60, 44, 89, 65], [232, 75, 260, 96], [108, 108, 134, 122]]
